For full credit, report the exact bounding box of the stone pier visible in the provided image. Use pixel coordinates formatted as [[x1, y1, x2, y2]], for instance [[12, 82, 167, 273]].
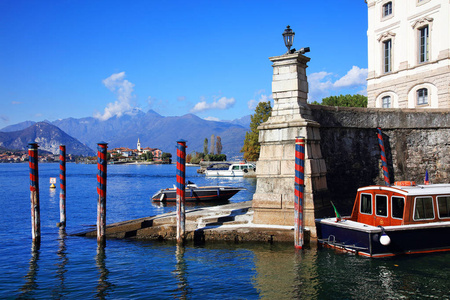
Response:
[[252, 52, 329, 238]]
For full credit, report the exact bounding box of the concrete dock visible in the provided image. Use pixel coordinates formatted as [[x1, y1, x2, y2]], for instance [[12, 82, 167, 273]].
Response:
[[76, 201, 309, 244]]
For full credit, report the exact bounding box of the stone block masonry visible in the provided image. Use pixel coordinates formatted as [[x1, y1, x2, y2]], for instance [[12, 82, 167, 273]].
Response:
[[252, 52, 330, 238], [309, 105, 450, 213], [253, 101, 450, 238]]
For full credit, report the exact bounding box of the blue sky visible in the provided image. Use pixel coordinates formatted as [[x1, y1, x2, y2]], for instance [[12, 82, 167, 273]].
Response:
[[0, 0, 368, 128]]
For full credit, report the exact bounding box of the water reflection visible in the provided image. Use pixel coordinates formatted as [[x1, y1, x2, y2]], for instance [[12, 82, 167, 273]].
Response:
[[49, 186, 57, 202], [252, 245, 319, 299], [172, 245, 190, 299], [96, 246, 113, 299], [18, 242, 40, 298], [52, 229, 68, 298], [293, 247, 319, 299]]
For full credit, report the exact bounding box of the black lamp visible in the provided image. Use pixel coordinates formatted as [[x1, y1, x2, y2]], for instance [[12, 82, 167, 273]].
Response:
[[282, 25, 295, 53]]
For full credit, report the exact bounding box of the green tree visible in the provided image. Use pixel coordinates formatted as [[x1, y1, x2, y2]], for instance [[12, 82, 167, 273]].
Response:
[[190, 151, 204, 164], [203, 138, 208, 155], [146, 151, 154, 161], [210, 134, 215, 155], [161, 152, 172, 163], [216, 136, 222, 155], [311, 94, 368, 107], [241, 101, 272, 161], [205, 154, 227, 162]]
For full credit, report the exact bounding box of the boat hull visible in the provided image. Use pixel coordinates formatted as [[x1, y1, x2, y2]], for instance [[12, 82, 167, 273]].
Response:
[[152, 186, 244, 202], [205, 163, 255, 177], [316, 218, 450, 257], [204, 170, 245, 177]]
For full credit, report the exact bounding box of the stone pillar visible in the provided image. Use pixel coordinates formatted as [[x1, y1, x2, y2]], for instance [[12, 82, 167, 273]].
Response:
[[252, 52, 329, 238]]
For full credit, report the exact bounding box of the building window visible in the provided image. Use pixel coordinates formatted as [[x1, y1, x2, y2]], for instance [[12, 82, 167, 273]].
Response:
[[417, 88, 428, 105], [382, 96, 391, 108], [383, 39, 392, 73], [419, 25, 429, 63], [383, 2, 392, 17]]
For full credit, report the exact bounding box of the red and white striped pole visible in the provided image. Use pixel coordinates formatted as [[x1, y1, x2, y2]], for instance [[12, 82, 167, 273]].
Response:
[[59, 145, 66, 228], [294, 136, 305, 249], [377, 128, 390, 186], [28, 142, 41, 244], [97, 142, 108, 247], [176, 139, 187, 244]]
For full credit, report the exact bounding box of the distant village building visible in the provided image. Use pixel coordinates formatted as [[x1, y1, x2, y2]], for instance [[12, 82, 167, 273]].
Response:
[[366, 0, 450, 108], [109, 138, 162, 161]]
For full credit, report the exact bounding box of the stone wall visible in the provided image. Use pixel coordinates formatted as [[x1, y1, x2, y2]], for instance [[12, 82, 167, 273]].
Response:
[[310, 105, 450, 213]]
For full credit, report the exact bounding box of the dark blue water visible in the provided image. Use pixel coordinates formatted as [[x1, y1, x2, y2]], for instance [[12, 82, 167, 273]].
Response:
[[1, 163, 450, 299]]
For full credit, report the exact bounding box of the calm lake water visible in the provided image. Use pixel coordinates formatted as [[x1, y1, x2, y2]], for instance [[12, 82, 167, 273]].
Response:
[[1, 163, 449, 299]]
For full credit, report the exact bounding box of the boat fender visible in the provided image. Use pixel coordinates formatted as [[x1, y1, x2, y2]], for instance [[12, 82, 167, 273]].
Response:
[[378, 226, 391, 246], [380, 234, 391, 246]]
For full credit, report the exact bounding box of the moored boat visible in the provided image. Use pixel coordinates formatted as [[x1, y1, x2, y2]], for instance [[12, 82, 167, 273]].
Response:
[[151, 181, 245, 202], [205, 162, 255, 177], [316, 181, 450, 257]]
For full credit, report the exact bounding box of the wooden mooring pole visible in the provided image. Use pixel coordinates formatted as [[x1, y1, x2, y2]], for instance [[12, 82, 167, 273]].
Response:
[[176, 139, 187, 244], [59, 145, 66, 228], [377, 128, 390, 186], [28, 142, 41, 244], [294, 136, 305, 249], [97, 142, 108, 247]]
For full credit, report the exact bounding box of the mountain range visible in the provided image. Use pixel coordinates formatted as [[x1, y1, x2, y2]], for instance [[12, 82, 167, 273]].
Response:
[[0, 110, 251, 158], [0, 122, 95, 156]]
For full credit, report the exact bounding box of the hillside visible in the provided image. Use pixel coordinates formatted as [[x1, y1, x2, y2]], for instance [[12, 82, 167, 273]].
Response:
[[51, 110, 249, 158], [1, 110, 250, 158], [0, 122, 95, 155]]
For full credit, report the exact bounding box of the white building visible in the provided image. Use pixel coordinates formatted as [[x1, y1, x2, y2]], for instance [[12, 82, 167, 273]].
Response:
[[366, 0, 450, 108]]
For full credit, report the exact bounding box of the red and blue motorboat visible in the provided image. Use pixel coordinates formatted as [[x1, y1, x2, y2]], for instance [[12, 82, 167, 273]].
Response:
[[316, 181, 450, 257]]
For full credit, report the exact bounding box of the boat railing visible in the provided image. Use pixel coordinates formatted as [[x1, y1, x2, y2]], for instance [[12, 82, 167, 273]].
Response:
[[318, 235, 369, 252]]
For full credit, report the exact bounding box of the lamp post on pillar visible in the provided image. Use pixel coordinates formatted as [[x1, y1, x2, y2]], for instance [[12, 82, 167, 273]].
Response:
[[282, 25, 295, 54], [252, 26, 328, 240], [265, 26, 313, 123]]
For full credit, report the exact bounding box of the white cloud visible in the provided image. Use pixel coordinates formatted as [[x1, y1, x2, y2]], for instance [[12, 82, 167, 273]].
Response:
[[308, 66, 368, 103], [247, 99, 258, 110], [191, 96, 235, 113], [334, 66, 368, 88], [247, 90, 273, 110], [95, 72, 135, 121], [204, 116, 220, 121]]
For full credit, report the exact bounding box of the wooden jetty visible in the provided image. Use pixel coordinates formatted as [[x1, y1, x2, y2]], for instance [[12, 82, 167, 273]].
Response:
[[75, 201, 307, 244]]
